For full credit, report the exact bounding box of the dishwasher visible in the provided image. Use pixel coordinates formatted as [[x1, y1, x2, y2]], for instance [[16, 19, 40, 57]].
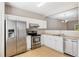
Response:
[[64, 38, 78, 57]]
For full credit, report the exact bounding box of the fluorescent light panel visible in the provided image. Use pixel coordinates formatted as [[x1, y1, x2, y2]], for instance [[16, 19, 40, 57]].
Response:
[[37, 2, 47, 7]]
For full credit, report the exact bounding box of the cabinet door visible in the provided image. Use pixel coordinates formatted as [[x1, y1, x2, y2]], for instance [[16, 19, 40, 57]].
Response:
[[41, 35, 45, 45], [55, 36, 63, 52], [64, 39, 72, 55], [0, 3, 3, 14], [49, 36, 53, 48], [0, 16, 1, 38], [44, 35, 49, 46], [45, 35, 49, 47], [44, 35, 53, 48], [43, 35, 56, 50], [0, 15, 2, 55], [50, 36, 56, 50], [27, 36, 31, 50], [42, 35, 51, 47], [6, 15, 18, 21], [72, 40, 78, 56], [78, 40, 79, 56], [38, 21, 47, 29]]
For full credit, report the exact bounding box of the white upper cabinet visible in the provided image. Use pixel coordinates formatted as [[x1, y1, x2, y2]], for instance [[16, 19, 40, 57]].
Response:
[[6, 15, 47, 29], [0, 3, 4, 14], [28, 18, 47, 29], [6, 15, 18, 21], [39, 20, 47, 29], [17, 16, 26, 22]]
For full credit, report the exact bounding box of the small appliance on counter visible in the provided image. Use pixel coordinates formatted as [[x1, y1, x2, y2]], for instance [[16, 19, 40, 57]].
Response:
[[74, 24, 79, 31]]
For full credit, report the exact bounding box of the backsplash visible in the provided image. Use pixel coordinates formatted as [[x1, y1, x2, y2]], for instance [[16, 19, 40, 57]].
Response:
[[38, 30, 79, 37]]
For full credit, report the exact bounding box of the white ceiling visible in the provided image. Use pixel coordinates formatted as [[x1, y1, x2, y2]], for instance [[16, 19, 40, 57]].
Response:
[[49, 7, 78, 21], [6, 2, 78, 17]]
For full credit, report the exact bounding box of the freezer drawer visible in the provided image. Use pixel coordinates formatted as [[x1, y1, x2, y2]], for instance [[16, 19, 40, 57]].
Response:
[[6, 37, 17, 57]]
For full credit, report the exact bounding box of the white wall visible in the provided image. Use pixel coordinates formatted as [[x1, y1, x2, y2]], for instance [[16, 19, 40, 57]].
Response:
[[47, 18, 67, 30], [67, 20, 78, 30], [0, 2, 5, 57], [47, 17, 78, 30], [5, 5, 46, 20]]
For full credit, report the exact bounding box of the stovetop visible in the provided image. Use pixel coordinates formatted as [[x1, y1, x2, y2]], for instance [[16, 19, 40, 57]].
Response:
[[27, 31, 41, 36]]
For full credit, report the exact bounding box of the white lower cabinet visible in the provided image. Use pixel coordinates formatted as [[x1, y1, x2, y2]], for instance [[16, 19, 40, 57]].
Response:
[[41, 35, 63, 53], [64, 39, 78, 56], [64, 39, 73, 55], [78, 40, 79, 56], [26, 36, 31, 50], [72, 40, 78, 56], [55, 36, 63, 52], [44, 35, 51, 47], [50, 37, 56, 50], [41, 35, 44, 45]]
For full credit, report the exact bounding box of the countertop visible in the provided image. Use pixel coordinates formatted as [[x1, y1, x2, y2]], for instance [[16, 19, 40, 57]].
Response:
[[41, 32, 79, 39], [38, 30, 79, 39], [42, 33, 62, 36], [64, 36, 79, 39]]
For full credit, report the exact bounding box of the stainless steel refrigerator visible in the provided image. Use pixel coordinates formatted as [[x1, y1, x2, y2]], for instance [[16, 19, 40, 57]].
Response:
[[5, 20, 27, 57]]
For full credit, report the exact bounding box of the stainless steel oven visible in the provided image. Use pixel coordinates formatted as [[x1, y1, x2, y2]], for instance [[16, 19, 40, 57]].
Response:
[[32, 36, 40, 43], [31, 35, 41, 49], [27, 24, 41, 49]]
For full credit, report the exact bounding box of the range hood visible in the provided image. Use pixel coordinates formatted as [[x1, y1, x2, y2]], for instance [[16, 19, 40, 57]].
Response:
[[29, 23, 39, 28]]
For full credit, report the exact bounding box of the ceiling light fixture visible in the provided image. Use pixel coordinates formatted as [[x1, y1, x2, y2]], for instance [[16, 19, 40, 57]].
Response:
[[37, 2, 47, 7], [61, 20, 68, 23], [65, 20, 68, 23]]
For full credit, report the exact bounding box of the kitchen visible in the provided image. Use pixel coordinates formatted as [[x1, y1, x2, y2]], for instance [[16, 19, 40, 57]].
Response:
[[0, 2, 79, 57]]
